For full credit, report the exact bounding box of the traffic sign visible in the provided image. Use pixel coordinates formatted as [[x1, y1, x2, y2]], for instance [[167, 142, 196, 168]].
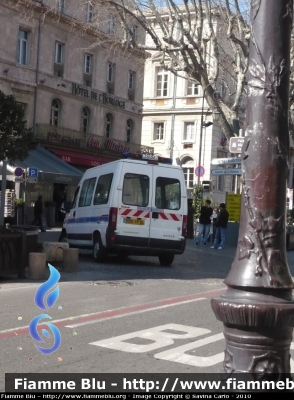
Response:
[[229, 137, 245, 153], [28, 167, 38, 178], [14, 167, 23, 177], [211, 157, 241, 165], [195, 166, 205, 177], [211, 169, 242, 175], [27, 177, 38, 183], [15, 176, 24, 183]]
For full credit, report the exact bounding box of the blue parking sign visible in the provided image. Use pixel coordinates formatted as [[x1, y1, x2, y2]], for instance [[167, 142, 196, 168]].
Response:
[[28, 168, 38, 178]]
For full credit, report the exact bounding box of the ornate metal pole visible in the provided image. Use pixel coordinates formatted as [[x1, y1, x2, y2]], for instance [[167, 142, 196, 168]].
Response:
[[211, 0, 294, 378]]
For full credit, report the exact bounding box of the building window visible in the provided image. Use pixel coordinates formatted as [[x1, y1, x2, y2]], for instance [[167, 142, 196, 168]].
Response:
[[156, 68, 168, 97], [54, 42, 64, 77], [128, 71, 136, 101], [83, 53, 92, 87], [18, 29, 28, 65], [57, 0, 65, 13], [184, 122, 195, 141], [126, 119, 133, 143], [153, 123, 164, 141], [182, 157, 194, 189], [86, 2, 94, 22], [55, 42, 63, 64], [81, 107, 90, 136], [217, 174, 224, 191], [183, 167, 194, 189], [84, 54, 92, 74], [107, 16, 115, 34], [104, 113, 113, 138], [187, 81, 199, 96], [50, 99, 61, 126], [131, 26, 138, 41], [107, 63, 115, 94]]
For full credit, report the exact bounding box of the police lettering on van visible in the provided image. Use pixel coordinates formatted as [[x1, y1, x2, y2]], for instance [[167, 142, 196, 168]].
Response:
[[59, 153, 187, 266]]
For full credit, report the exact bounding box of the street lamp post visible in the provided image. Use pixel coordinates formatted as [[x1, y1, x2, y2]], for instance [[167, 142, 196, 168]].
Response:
[[197, 86, 221, 186], [211, 0, 294, 379]]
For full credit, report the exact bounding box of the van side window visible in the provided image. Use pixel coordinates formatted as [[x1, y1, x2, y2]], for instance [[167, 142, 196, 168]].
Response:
[[78, 178, 97, 207], [122, 173, 149, 207], [93, 173, 113, 205], [155, 177, 181, 210], [71, 186, 80, 209]]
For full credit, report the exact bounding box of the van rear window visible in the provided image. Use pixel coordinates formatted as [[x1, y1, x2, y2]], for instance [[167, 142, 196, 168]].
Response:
[[122, 173, 149, 207], [155, 177, 181, 210]]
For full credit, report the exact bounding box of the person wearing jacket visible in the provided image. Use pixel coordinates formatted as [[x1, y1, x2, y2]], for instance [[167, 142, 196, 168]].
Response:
[[211, 203, 229, 249], [195, 200, 213, 246]]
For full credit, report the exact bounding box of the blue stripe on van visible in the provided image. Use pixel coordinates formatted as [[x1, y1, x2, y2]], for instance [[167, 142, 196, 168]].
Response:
[[66, 215, 109, 224]]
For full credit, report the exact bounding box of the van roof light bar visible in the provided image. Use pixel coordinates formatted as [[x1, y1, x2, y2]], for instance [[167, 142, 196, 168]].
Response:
[[122, 152, 173, 165]]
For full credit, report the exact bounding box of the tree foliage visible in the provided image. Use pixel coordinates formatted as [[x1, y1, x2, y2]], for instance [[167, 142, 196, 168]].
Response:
[[0, 91, 34, 162]]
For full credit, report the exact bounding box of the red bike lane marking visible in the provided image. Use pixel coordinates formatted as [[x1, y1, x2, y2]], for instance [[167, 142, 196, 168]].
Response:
[[0, 288, 226, 340]]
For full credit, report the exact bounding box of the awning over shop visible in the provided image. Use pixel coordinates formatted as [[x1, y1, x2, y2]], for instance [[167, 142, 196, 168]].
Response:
[[48, 147, 114, 167], [1, 145, 83, 185]]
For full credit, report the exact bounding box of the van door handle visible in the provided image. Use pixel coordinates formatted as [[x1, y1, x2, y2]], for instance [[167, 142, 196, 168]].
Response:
[[73, 211, 76, 217], [152, 212, 158, 219]]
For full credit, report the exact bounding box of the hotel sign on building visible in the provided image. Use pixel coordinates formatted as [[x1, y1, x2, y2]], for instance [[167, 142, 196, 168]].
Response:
[[72, 83, 126, 109]]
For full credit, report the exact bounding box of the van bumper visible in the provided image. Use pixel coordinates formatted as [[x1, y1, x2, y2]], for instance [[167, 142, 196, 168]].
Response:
[[106, 231, 186, 255]]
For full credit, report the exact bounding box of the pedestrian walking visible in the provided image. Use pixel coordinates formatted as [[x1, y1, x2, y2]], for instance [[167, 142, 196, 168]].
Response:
[[32, 195, 46, 232], [211, 203, 229, 249], [195, 199, 213, 246]]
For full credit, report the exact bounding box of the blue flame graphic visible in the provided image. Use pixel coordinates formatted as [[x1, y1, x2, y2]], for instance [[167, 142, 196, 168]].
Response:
[[29, 314, 61, 354], [29, 264, 62, 355], [35, 264, 60, 310]]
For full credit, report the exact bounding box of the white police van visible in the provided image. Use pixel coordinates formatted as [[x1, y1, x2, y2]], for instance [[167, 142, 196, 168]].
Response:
[[60, 153, 187, 266]]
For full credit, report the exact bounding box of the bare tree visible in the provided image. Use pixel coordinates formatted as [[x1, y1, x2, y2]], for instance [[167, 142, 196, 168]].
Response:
[[76, 0, 252, 139]]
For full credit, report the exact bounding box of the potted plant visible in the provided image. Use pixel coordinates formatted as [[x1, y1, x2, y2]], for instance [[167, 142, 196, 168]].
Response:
[[45, 200, 56, 228], [15, 198, 25, 225]]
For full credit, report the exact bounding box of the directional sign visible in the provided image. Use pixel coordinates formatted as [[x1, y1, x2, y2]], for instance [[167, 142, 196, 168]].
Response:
[[229, 137, 245, 153], [195, 166, 205, 177], [28, 167, 38, 178], [14, 167, 23, 177], [211, 168, 242, 175], [211, 157, 241, 165]]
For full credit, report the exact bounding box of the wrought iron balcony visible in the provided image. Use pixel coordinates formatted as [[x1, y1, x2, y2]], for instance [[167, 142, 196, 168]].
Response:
[[35, 124, 154, 156]]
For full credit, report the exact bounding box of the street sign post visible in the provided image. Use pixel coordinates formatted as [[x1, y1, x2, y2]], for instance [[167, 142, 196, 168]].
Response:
[[211, 169, 242, 175], [195, 166, 205, 177], [27, 168, 38, 183], [211, 157, 241, 165], [229, 137, 245, 153], [14, 167, 24, 183], [28, 168, 38, 178]]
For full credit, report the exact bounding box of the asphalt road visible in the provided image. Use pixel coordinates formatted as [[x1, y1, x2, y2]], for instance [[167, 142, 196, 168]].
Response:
[[1, 238, 294, 392]]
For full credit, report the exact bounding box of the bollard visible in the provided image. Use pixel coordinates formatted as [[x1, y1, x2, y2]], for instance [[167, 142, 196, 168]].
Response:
[[29, 252, 46, 280], [63, 248, 79, 272]]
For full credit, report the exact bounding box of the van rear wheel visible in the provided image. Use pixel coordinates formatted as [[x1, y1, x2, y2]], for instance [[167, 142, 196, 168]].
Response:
[[93, 234, 107, 263], [158, 254, 174, 266]]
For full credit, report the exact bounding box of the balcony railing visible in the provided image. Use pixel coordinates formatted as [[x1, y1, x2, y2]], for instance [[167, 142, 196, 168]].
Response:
[[35, 124, 154, 156]]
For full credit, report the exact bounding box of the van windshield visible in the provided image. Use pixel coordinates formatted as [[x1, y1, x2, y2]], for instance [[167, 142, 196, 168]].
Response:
[[122, 173, 149, 207]]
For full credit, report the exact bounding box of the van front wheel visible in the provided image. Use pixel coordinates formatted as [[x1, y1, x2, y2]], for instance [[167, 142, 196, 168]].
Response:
[[158, 254, 174, 266], [93, 234, 107, 263]]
